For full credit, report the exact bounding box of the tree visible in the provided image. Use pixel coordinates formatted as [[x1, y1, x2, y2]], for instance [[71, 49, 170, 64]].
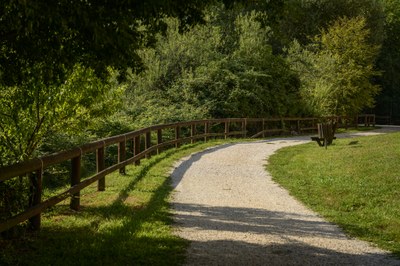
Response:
[[0, 65, 125, 231], [127, 7, 301, 125], [0, 0, 232, 87], [287, 16, 381, 116], [0, 65, 124, 166], [374, 0, 400, 120], [273, 0, 385, 52], [125, 14, 221, 127]]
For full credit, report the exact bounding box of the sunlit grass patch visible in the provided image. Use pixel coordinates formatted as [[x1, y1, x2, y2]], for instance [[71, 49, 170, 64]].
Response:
[[268, 132, 400, 257], [1, 139, 246, 265]]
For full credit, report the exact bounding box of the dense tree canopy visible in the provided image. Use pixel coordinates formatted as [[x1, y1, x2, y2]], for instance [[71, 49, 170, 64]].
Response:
[[287, 17, 381, 116], [273, 0, 385, 50], [0, 0, 222, 167], [1, 0, 399, 163], [0, 66, 124, 166], [0, 0, 228, 86], [375, 0, 400, 120], [1, 0, 398, 164], [126, 7, 301, 127]]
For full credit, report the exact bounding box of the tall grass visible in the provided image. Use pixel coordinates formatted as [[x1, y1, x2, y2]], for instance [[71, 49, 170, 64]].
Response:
[[267, 132, 400, 257]]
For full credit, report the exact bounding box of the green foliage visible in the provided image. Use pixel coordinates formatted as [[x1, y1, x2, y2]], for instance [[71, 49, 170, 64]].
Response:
[[273, 0, 385, 51], [287, 16, 381, 116], [0, 178, 30, 225], [0, 0, 227, 87], [374, 0, 400, 117], [0, 65, 124, 166], [128, 7, 301, 124], [0, 66, 125, 227]]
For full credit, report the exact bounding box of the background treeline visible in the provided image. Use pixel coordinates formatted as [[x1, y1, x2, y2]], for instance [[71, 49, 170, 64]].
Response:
[[2, 0, 399, 165], [1, 0, 400, 225]]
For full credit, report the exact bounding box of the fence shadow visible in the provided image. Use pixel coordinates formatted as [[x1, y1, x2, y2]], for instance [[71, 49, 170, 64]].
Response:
[[170, 143, 236, 189], [173, 203, 400, 265], [182, 239, 398, 265]]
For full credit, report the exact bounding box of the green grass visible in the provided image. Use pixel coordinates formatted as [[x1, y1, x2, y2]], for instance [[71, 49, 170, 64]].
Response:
[[267, 132, 400, 257], [0, 139, 245, 266], [335, 126, 379, 133]]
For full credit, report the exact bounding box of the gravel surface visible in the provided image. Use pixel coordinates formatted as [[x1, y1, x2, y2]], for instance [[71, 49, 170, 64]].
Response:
[[170, 129, 400, 265]]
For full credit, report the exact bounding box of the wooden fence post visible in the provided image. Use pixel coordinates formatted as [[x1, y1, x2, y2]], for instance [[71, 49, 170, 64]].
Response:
[[204, 122, 209, 142], [145, 131, 151, 158], [157, 129, 162, 154], [97, 146, 105, 191], [355, 115, 359, 129], [191, 124, 195, 144], [118, 139, 126, 174], [134, 135, 141, 165], [29, 169, 42, 230], [224, 120, 229, 139], [297, 120, 301, 134], [242, 119, 247, 138], [262, 119, 265, 138], [175, 126, 180, 148], [70, 155, 81, 211]]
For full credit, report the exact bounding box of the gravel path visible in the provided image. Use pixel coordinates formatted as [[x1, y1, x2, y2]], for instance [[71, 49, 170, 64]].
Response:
[[170, 128, 400, 265]]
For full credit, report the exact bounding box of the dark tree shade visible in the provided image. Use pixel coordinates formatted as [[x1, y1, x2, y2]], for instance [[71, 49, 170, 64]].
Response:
[[0, 0, 218, 86]]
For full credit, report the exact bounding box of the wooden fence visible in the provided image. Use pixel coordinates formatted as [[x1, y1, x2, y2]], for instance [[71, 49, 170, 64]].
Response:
[[0, 115, 374, 233]]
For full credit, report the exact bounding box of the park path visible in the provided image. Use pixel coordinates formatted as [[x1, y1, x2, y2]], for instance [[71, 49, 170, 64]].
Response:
[[170, 127, 400, 265]]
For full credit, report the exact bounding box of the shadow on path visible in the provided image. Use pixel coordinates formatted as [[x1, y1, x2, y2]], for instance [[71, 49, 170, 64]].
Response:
[[170, 143, 236, 189], [173, 203, 346, 239], [173, 203, 400, 266], [170, 130, 400, 265], [183, 239, 397, 266]]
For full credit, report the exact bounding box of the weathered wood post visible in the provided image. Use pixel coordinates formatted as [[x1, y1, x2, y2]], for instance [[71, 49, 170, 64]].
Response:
[[204, 122, 209, 142], [372, 114, 376, 127], [145, 131, 151, 158], [157, 129, 162, 154], [70, 154, 81, 211], [355, 115, 359, 129], [134, 135, 141, 165], [242, 119, 247, 138], [29, 167, 43, 230], [297, 120, 301, 134], [281, 118, 285, 134], [118, 138, 126, 174], [97, 146, 105, 191], [190, 124, 195, 144], [262, 119, 266, 138], [175, 126, 180, 148], [224, 120, 229, 139]]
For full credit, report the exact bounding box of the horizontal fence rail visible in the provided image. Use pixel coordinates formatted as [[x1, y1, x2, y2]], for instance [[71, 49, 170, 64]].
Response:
[[0, 115, 375, 232]]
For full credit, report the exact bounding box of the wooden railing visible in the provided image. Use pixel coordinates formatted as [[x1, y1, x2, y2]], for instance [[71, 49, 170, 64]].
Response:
[[357, 114, 376, 127], [0, 115, 374, 232]]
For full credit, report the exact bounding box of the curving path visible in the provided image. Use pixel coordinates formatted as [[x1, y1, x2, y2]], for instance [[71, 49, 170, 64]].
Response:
[[170, 127, 400, 265]]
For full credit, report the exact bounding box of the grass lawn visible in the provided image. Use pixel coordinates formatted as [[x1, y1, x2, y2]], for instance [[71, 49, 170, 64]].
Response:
[[267, 131, 400, 257], [0, 139, 241, 266]]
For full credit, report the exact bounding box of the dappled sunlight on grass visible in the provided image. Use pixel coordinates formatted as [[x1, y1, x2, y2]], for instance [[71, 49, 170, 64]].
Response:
[[2, 140, 247, 265]]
